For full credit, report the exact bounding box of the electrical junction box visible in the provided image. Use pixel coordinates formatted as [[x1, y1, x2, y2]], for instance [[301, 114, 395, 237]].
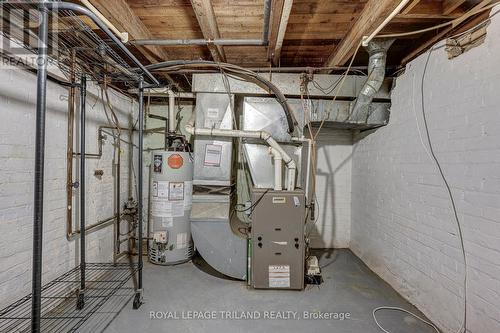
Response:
[[251, 188, 306, 290]]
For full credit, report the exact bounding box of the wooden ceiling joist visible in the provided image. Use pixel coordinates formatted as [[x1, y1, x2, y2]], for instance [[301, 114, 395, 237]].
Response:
[[401, 0, 493, 64], [323, 0, 402, 69], [443, 0, 467, 15], [267, 0, 285, 64], [190, 0, 226, 62], [87, 0, 175, 85], [401, 0, 421, 15], [269, 0, 293, 65]]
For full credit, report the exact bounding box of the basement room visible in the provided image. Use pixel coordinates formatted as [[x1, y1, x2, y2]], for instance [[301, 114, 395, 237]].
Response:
[[0, 0, 499, 332]]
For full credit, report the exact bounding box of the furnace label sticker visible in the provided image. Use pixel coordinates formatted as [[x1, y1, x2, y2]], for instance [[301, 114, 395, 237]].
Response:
[[268, 265, 290, 288], [272, 197, 286, 204], [168, 182, 184, 201], [153, 154, 163, 173], [204, 108, 220, 128], [204, 144, 222, 167]]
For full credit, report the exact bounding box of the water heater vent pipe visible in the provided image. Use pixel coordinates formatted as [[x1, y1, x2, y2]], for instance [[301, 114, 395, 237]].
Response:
[[168, 90, 176, 133]]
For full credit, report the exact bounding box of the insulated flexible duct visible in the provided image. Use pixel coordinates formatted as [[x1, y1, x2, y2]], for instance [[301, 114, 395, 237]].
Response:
[[349, 39, 394, 123]]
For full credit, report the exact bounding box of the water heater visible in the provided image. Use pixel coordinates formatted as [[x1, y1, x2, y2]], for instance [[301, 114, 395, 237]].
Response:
[[149, 150, 194, 265]]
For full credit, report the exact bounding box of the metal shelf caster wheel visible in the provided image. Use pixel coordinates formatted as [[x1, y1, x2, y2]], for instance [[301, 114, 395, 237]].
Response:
[[76, 292, 85, 310], [132, 293, 142, 309]]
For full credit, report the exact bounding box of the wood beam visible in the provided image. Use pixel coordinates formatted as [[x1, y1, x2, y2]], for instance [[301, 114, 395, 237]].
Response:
[[401, 0, 493, 64], [323, 0, 402, 69], [443, 0, 467, 15], [87, 0, 175, 85], [401, 0, 421, 15], [267, 0, 285, 64], [269, 0, 293, 65], [190, 0, 226, 62]]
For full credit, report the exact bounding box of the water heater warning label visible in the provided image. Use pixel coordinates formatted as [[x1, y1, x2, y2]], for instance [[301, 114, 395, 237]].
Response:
[[269, 265, 290, 288], [168, 182, 184, 201]]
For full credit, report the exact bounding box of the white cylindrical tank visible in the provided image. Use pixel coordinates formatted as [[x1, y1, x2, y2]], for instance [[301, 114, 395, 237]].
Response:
[[149, 150, 194, 265]]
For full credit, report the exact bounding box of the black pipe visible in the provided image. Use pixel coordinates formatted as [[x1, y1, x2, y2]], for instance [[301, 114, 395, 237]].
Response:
[[41, 2, 159, 86], [79, 75, 87, 307], [145, 60, 297, 133], [137, 76, 144, 296], [31, 5, 49, 333]]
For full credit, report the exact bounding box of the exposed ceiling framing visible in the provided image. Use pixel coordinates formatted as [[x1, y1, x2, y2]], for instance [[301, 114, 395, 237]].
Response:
[[81, 0, 496, 78], [322, 0, 402, 69], [189, 0, 227, 62], [88, 0, 176, 84]]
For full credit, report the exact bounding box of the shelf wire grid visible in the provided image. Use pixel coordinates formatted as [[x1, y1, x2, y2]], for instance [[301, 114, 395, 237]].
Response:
[[0, 263, 138, 333], [0, 1, 142, 84]]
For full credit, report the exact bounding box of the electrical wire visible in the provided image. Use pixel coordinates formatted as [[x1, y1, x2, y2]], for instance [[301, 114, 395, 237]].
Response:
[[313, 41, 363, 140], [372, 307, 441, 333], [373, 28, 476, 333], [417, 46, 467, 333], [377, 1, 500, 39]]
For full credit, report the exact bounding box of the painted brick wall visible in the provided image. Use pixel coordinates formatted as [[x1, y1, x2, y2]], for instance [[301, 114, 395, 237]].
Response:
[[0, 68, 137, 309], [309, 129, 352, 248], [351, 10, 500, 333]]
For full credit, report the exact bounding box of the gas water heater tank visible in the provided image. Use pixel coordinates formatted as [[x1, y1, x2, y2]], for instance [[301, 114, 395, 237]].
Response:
[[149, 151, 194, 265]]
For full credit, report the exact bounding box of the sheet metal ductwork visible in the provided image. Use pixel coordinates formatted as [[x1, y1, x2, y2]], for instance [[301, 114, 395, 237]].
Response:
[[350, 39, 394, 123]]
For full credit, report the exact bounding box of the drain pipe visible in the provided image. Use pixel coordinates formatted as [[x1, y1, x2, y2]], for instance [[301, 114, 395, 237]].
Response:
[[185, 113, 296, 191], [349, 39, 394, 123], [269, 148, 283, 191]]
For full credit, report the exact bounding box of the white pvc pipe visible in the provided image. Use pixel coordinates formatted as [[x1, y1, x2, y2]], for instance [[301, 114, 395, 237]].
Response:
[[81, 0, 129, 43], [362, 0, 411, 46], [168, 90, 176, 133], [185, 113, 296, 191], [269, 148, 283, 191]]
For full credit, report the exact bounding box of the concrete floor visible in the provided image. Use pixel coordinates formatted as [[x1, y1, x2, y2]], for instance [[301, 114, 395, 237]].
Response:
[[105, 249, 436, 333]]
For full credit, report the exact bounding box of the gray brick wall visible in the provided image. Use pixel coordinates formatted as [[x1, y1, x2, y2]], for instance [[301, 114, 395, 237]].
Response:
[[0, 68, 137, 309], [351, 10, 500, 333]]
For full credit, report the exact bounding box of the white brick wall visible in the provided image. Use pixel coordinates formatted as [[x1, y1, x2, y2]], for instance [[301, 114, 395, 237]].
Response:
[[309, 129, 352, 248], [351, 9, 500, 333], [0, 68, 137, 309]]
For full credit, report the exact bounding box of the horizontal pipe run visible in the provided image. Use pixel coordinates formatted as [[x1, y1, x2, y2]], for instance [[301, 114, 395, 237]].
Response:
[[130, 39, 266, 46], [41, 2, 159, 85], [67, 214, 123, 241], [185, 113, 296, 191]]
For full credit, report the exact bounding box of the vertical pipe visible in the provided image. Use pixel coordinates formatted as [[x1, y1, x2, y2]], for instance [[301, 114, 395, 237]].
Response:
[[137, 77, 144, 290], [31, 5, 49, 332], [262, 0, 272, 42], [79, 75, 87, 294], [168, 90, 175, 133], [66, 51, 76, 241], [115, 136, 121, 260]]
